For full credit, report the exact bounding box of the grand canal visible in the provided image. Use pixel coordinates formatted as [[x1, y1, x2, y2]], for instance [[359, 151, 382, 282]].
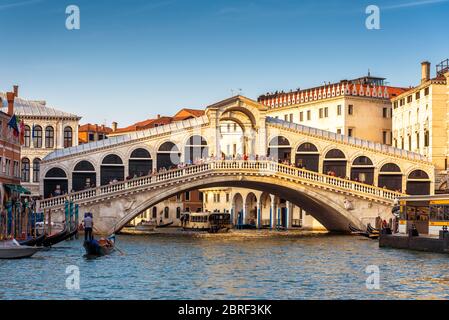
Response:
[[1, 231, 449, 300]]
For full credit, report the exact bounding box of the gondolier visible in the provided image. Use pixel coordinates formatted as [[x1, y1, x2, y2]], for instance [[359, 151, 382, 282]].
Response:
[[83, 213, 93, 241]]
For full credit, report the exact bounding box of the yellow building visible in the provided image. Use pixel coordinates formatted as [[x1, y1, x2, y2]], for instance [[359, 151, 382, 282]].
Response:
[[392, 60, 449, 192], [258, 75, 406, 145]]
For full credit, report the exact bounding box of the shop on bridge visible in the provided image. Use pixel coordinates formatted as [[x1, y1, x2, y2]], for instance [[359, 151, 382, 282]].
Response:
[[267, 136, 291, 162], [157, 142, 181, 170], [295, 143, 319, 172], [184, 135, 208, 164], [72, 160, 96, 191], [100, 154, 124, 185], [378, 163, 403, 192], [350, 156, 374, 185], [43, 167, 68, 198], [406, 170, 431, 195], [129, 148, 152, 177], [323, 149, 347, 178]]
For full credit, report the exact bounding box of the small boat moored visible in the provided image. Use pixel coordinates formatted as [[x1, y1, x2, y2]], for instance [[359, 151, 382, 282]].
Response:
[[0, 240, 41, 259], [18, 233, 47, 247]]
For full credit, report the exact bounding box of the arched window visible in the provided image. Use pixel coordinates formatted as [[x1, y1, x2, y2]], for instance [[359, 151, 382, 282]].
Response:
[[408, 170, 429, 180], [297, 143, 318, 152], [45, 168, 67, 178], [33, 125, 42, 148], [21, 158, 30, 182], [268, 136, 291, 162], [33, 158, 41, 182], [185, 135, 208, 164], [352, 156, 373, 166], [129, 148, 152, 177], [380, 163, 401, 173], [24, 126, 31, 147], [157, 142, 181, 170], [102, 154, 123, 165], [43, 167, 68, 198], [73, 160, 96, 191], [325, 149, 346, 159], [176, 207, 181, 219], [100, 154, 124, 185], [64, 126, 73, 148], [351, 156, 374, 184], [323, 149, 347, 178], [74, 160, 95, 171], [295, 143, 319, 172], [378, 163, 403, 192], [45, 126, 55, 148], [164, 207, 169, 219], [407, 170, 430, 195], [152, 207, 157, 219]]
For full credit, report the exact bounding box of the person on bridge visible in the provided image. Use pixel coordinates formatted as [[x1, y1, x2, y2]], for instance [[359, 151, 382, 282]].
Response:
[[83, 213, 94, 241]]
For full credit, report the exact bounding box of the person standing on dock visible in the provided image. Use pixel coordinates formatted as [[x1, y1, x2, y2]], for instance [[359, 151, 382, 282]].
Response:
[[83, 213, 94, 241]]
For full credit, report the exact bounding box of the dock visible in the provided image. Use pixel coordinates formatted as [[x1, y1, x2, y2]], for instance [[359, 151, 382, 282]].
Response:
[[379, 230, 449, 254]]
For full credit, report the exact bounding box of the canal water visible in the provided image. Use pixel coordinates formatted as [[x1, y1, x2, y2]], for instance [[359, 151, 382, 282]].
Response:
[[1, 230, 449, 300]]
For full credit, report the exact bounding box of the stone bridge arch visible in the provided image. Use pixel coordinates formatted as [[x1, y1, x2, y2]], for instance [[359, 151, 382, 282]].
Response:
[[76, 173, 389, 235]]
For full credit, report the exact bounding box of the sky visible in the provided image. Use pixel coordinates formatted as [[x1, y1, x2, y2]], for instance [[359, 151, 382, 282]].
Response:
[[0, 0, 448, 127]]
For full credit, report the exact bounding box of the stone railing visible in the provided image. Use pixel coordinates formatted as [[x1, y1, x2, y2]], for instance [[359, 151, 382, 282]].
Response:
[[266, 117, 429, 162], [40, 160, 403, 210]]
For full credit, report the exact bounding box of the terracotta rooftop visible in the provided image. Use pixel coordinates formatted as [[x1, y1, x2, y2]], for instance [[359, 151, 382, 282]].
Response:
[[112, 108, 205, 134]]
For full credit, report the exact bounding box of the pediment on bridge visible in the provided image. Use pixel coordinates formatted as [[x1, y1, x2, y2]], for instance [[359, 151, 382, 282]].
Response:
[[206, 95, 268, 129]]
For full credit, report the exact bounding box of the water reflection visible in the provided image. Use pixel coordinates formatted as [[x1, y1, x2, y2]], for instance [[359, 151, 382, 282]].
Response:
[[1, 232, 449, 300]]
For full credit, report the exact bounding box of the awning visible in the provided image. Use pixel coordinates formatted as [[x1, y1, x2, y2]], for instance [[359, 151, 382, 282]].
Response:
[[4, 184, 31, 195]]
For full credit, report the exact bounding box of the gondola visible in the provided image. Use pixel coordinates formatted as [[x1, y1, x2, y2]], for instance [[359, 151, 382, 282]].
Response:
[[18, 233, 46, 247], [349, 224, 379, 240], [367, 223, 379, 234], [156, 221, 174, 228], [83, 235, 115, 257], [42, 225, 69, 247]]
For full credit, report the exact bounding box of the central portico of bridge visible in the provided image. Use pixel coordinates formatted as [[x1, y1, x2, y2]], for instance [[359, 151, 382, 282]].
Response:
[[39, 96, 435, 234]]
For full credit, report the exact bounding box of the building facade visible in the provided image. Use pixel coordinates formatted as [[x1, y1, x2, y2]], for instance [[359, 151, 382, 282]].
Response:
[[258, 75, 406, 145], [0, 91, 22, 207], [78, 123, 112, 144], [392, 60, 449, 192], [0, 87, 81, 196], [201, 187, 325, 230]]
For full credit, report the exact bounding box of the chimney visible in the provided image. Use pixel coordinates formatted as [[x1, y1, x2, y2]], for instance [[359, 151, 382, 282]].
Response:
[[6, 92, 15, 116], [13, 85, 19, 98], [421, 61, 431, 83], [157, 114, 161, 119], [112, 122, 117, 132]]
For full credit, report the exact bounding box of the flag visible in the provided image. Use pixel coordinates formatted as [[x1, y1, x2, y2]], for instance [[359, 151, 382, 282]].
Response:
[[7, 114, 19, 137]]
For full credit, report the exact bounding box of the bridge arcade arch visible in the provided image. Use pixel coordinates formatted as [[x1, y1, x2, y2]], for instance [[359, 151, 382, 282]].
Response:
[[101, 154, 125, 185], [295, 142, 319, 172], [44, 167, 68, 198], [72, 160, 96, 191], [129, 148, 153, 177], [323, 149, 347, 178], [157, 142, 181, 170]]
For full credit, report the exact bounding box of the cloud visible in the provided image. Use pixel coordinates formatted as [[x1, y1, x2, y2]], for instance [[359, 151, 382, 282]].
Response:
[[0, 0, 43, 11], [382, 0, 449, 10]]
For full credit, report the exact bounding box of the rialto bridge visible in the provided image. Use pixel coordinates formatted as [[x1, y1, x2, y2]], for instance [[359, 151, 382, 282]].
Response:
[[39, 96, 434, 234]]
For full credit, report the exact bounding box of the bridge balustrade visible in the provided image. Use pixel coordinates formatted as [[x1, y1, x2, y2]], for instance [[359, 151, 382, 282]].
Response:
[[40, 160, 403, 210]]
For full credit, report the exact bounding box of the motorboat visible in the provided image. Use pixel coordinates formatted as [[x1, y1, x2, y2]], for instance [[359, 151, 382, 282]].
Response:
[[0, 240, 41, 259]]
